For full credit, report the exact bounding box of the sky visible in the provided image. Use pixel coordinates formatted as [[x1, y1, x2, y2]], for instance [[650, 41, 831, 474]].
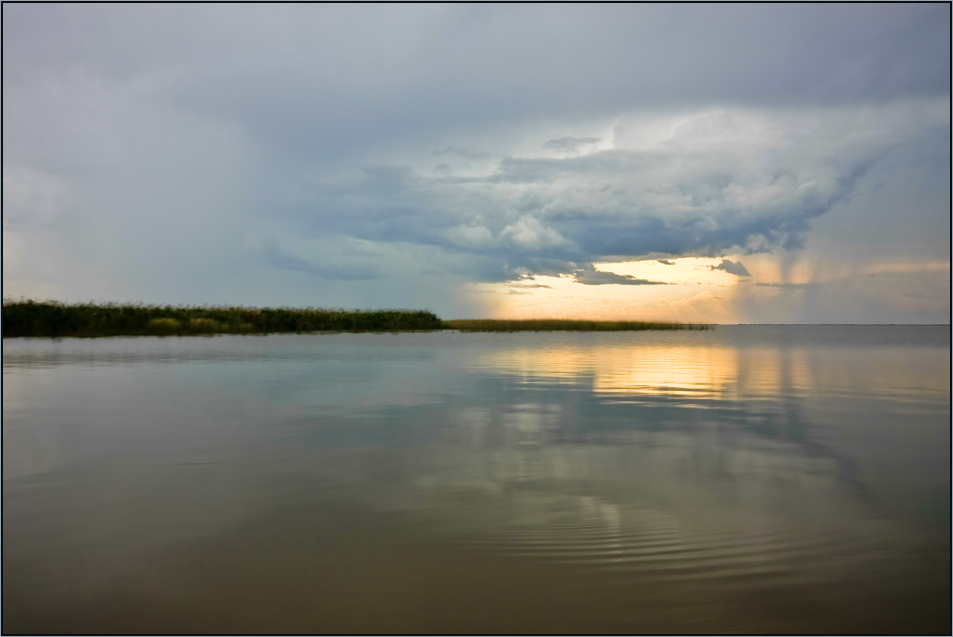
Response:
[[3, 4, 950, 323]]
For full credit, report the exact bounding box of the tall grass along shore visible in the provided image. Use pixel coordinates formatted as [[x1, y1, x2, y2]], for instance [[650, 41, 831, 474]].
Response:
[[444, 319, 708, 331], [1, 300, 444, 337], [2, 300, 709, 338]]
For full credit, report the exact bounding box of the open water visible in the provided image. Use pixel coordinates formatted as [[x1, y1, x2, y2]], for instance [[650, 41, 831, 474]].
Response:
[[3, 326, 950, 633]]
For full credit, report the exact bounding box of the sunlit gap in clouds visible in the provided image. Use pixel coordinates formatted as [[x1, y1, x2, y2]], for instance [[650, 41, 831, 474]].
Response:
[[470, 257, 751, 323]]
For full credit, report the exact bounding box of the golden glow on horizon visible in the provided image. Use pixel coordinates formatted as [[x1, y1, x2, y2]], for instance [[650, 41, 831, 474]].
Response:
[[471, 257, 749, 322], [466, 253, 952, 323]]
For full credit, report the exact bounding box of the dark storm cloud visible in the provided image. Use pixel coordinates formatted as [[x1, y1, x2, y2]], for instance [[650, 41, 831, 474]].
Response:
[[710, 260, 751, 277], [9, 4, 944, 167], [167, 4, 948, 165], [283, 108, 941, 282], [572, 267, 670, 286]]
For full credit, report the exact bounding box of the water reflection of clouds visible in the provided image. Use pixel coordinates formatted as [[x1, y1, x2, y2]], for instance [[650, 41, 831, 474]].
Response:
[[479, 345, 734, 398], [477, 344, 816, 401], [4, 331, 947, 603], [436, 334, 949, 564], [407, 432, 886, 584]]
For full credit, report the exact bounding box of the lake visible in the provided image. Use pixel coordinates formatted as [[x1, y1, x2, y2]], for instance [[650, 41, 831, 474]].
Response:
[[3, 326, 950, 633]]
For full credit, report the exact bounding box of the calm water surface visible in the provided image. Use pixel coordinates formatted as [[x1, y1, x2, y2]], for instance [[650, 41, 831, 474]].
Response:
[[3, 326, 950, 633]]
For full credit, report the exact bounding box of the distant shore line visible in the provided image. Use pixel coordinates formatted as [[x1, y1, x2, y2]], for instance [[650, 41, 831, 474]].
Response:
[[1, 301, 707, 337], [444, 319, 708, 332]]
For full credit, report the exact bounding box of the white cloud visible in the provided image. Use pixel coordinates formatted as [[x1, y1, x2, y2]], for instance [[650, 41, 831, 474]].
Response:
[[500, 216, 572, 252]]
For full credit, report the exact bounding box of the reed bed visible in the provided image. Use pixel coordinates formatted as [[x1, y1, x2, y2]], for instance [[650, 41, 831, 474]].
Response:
[[444, 319, 708, 332], [1, 300, 444, 337], [2, 300, 709, 337]]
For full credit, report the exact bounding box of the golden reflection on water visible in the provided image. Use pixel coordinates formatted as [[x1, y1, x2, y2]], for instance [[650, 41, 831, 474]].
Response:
[[477, 339, 949, 404], [477, 344, 824, 401], [479, 345, 738, 398]]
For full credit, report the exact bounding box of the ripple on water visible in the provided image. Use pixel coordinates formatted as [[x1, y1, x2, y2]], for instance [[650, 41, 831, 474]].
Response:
[[440, 495, 882, 588]]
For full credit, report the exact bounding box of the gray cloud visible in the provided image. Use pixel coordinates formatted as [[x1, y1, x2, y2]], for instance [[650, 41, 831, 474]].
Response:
[[543, 136, 601, 153], [262, 243, 381, 281], [433, 146, 489, 159], [710, 259, 751, 277], [285, 104, 945, 284], [573, 268, 670, 286], [8, 5, 945, 171], [657, 259, 675, 265], [903, 292, 944, 299], [755, 282, 820, 289]]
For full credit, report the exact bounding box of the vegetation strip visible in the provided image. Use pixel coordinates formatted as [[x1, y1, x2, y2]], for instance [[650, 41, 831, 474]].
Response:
[[2, 301, 707, 337], [444, 319, 708, 332], [1, 301, 444, 337]]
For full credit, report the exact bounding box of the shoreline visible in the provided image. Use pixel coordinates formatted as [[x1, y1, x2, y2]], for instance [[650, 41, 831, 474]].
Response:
[[2, 301, 703, 338]]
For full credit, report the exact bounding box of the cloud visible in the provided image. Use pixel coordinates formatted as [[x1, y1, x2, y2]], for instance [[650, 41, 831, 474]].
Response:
[[709, 259, 751, 276], [572, 268, 670, 286], [543, 136, 601, 153], [262, 243, 381, 281], [508, 282, 553, 289], [755, 282, 819, 289], [289, 102, 947, 285], [433, 146, 489, 159], [657, 259, 675, 265], [2, 5, 949, 322], [2, 165, 71, 230], [903, 292, 943, 299]]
